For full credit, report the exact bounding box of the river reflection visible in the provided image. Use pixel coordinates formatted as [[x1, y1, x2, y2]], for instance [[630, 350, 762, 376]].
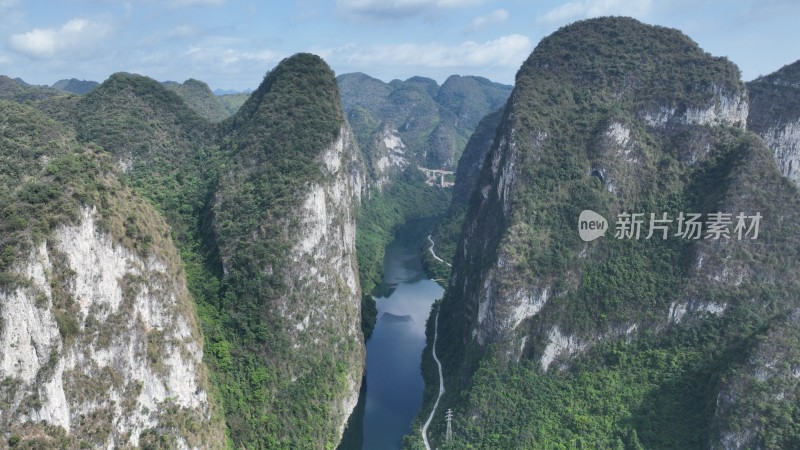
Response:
[[338, 218, 443, 450]]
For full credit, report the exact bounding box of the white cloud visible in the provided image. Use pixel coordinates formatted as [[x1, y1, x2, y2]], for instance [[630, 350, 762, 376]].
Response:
[[0, 0, 19, 9], [166, 25, 199, 38], [319, 34, 532, 69], [184, 46, 280, 67], [537, 0, 652, 24], [337, 0, 484, 19], [466, 8, 509, 32], [9, 19, 113, 60]]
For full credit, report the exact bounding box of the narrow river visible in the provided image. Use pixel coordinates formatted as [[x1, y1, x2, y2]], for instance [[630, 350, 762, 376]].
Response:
[[338, 217, 444, 450]]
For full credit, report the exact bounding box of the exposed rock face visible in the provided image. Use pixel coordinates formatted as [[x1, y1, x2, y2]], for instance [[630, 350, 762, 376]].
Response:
[[368, 126, 410, 189], [210, 53, 365, 447], [284, 124, 365, 435], [430, 18, 800, 448], [0, 100, 226, 448], [639, 84, 748, 130], [452, 109, 504, 207], [0, 208, 222, 448], [747, 60, 800, 186]]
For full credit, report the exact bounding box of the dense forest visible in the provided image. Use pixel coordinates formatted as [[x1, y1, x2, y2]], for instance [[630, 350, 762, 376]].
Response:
[[1, 15, 800, 450], [409, 18, 800, 450]]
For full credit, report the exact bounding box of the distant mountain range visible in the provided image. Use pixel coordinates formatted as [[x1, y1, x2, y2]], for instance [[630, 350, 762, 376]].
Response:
[[213, 87, 252, 96], [2, 20, 800, 448], [52, 78, 99, 95]]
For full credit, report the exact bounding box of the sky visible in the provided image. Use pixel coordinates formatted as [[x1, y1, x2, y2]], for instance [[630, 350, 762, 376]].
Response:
[[0, 0, 798, 91]]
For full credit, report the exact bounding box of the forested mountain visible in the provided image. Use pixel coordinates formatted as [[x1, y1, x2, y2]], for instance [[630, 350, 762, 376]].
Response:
[[0, 100, 227, 447], [410, 17, 800, 449], [0, 76, 64, 102], [51, 78, 99, 95], [337, 72, 512, 189], [0, 54, 365, 448], [162, 78, 232, 122], [2, 16, 799, 450], [210, 53, 365, 447]]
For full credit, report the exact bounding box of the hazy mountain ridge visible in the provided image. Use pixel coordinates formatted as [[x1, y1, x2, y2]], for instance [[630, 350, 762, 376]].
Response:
[[213, 87, 252, 96], [0, 76, 65, 103], [162, 78, 232, 122], [337, 72, 512, 190], [51, 78, 99, 95]]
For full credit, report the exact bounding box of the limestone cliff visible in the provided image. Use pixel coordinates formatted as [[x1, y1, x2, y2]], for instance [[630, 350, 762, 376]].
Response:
[[44, 54, 366, 448], [424, 18, 800, 449], [747, 60, 800, 186], [0, 101, 226, 448], [210, 53, 365, 448]]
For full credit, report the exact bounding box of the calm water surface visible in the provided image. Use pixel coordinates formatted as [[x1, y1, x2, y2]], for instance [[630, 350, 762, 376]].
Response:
[[338, 218, 443, 450]]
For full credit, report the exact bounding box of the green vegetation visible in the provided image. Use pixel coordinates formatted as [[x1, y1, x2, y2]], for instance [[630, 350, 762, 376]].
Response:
[[163, 78, 233, 122], [338, 72, 511, 171], [218, 92, 250, 116], [33, 54, 363, 448], [0, 100, 111, 276], [0, 75, 65, 103], [207, 53, 357, 448], [425, 108, 504, 282], [418, 17, 800, 449], [747, 60, 800, 132], [0, 100, 228, 446], [356, 169, 451, 295]]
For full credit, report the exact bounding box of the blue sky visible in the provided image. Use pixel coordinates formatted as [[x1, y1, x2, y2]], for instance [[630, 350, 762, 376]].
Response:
[[0, 0, 798, 91]]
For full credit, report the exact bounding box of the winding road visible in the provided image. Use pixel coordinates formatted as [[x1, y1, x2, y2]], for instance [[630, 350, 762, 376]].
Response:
[[421, 308, 444, 450], [427, 235, 452, 267]]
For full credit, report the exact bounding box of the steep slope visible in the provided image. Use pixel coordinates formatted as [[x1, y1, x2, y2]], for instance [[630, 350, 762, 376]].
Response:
[[211, 53, 365, 448], [425, 108, 504, 281], [61, 56, 366, 448], [52, 78, 99, 95], [416, 18, 800, 449], [747, 60, 800, 186], [337, 72, 512, 189], [435, 75, 511, 133], [163, 79, 232, 122], [0, 101, 227, 448], [72, 72, 220, 249]]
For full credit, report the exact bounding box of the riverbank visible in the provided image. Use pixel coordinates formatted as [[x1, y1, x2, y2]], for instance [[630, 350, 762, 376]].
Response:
[[339, 218, 444, 450], [421, 308, 445, 450]]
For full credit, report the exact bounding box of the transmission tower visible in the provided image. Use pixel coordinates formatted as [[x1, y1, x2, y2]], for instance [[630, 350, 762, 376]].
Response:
[[445, 408, 453, 442]]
